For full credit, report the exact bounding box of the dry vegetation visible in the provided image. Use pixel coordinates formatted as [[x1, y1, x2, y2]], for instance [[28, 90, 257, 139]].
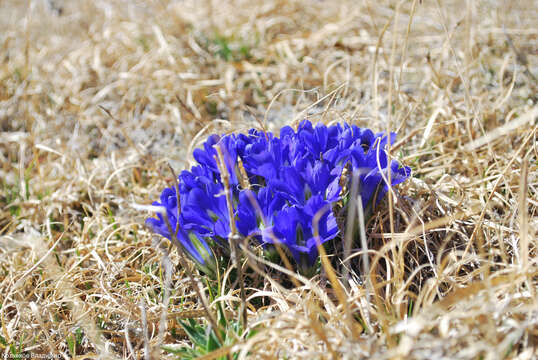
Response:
[[1, 0, 537, 359]]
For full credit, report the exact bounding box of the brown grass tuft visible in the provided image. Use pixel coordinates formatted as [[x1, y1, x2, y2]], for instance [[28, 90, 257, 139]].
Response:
[[0, 0, 536, 358]]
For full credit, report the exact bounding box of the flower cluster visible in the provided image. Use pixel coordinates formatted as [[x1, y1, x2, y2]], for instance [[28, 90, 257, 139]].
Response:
[[146, 120, 410, 276]]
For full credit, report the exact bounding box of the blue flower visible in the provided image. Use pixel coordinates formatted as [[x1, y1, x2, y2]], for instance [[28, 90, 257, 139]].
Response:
[[146, 120, 411, 276], [261, 195, 338, 269], [145, 184, 218, 276]]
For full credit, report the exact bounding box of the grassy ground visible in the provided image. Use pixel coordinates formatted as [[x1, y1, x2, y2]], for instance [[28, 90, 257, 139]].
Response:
[[1, 0, 537, 359]]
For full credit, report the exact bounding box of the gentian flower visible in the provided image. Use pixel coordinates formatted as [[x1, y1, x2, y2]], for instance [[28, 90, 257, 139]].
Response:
[[146, 120, 411, 276], [261, 195, 339, 273], [145, 183, 219, 277]]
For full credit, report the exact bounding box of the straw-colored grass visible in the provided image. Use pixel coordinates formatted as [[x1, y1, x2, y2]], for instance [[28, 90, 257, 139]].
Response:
[[1, 0, 536, 359]]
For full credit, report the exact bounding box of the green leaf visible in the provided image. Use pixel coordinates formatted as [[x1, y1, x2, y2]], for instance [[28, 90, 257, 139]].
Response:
[[67, 335, 75, 355], [179, 319, 206, 348], [206, 327, 221, 352], [75, 327, 83, 345], [162, 344, 193, 357]]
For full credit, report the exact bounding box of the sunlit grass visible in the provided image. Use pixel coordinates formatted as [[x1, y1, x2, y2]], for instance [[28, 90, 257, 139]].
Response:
[[0, 0, 536, 358]]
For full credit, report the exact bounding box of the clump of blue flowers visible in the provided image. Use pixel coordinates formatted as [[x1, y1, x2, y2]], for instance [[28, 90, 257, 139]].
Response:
[[146, 120, 410, 276]]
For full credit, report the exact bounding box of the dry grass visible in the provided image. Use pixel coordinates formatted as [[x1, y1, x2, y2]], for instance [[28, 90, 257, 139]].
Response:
[[1, 0, 537, 359]]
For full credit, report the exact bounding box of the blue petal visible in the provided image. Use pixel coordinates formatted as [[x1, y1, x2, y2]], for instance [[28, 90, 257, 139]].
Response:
[[298, 119, 314, 133], [214, 220, 230, 238], [146, 216, 170, 239], [314, 123, 328, 154], [360, 168, 383, 205], [305, 161, 330, 195], [193, 148, 216, 170], [359, 128, 375, 147], [279, 125, 295, 140], [236, 191, 258, 236]]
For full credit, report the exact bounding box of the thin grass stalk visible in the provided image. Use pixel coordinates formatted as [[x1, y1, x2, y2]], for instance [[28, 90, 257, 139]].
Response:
[[139, 298, 150, 360], [238, 240, 334, 309], [342, 168, 359, 283], [518, 151, 534, 301], [368, 242, 394, 343], [155, 240, 173, 350], [458, 125, 537, 272], [161, 166, 227, 347], [374, 137, 398, 312], [215, 146, 248, 330], [305, 299, 339, 359], [386, 2, 402, 320], [313, 207, 361, 339], [355, 177, 373, 333]]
